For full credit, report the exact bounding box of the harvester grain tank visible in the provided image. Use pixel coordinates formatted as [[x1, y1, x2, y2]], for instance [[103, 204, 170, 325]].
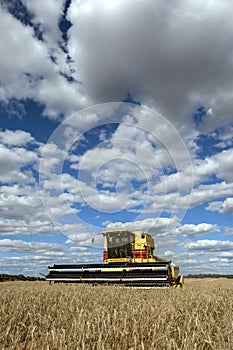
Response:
[[46, 229, 183, 287]]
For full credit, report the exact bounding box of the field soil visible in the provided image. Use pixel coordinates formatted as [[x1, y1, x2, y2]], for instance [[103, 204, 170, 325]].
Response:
[[0, 278, 232, 350]]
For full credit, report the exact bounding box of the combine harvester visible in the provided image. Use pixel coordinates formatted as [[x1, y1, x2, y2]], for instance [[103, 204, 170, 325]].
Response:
[[46, 229, 183, 288]]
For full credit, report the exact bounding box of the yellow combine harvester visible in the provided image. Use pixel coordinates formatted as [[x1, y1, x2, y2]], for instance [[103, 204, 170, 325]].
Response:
[[46, 229, 183, 288]]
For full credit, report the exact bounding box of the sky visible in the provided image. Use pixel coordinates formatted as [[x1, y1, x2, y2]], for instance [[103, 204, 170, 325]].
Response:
[[0, 0, 233, 276]]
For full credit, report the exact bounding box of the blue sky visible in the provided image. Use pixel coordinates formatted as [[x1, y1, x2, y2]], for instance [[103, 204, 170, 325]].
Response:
[[0, 0, 233, 276]]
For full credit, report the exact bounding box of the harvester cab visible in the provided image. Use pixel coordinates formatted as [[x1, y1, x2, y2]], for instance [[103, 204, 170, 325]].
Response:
[[102, 229, 157, 263]]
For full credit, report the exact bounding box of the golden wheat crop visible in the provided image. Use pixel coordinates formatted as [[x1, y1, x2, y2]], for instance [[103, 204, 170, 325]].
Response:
[[0, 278, 232, 350]]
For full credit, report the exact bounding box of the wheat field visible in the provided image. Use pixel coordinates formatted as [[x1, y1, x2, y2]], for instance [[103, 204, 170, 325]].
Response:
[[0, 279, 232, 350]]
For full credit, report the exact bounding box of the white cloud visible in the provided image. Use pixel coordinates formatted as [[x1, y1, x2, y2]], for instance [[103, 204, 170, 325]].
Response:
[[0, 7, 52, 94], [0, 129, 35, 146], [22, 0, 65, 46], [180, 181, 233, 210], [77, 145, 158, 182], [0, 166, 81, 236], [158, 148, 233, 196], [0, 183, 75, 232], [0, 218, 57, 236], [1, 0, 233, 129], [67, 0, 233, 128], [0, 192, 43, 219], [39, 142, 67, 176], [215, 125, 233, 149], [224, 227, 233, 236], [217, 252, 233, 260], [65, 226, 104, 248], [38, 110, 233, 215], [0, 5, 85, 117], [206, 198, 233, 214], [175, 223, 219, 237], [0, 144, 38, 183], [184, 239, 233, 252], [133, 179, 233, 214], [0, 144, 23, 173], [0, 239, 65, 253], [214, 149, 233, 183], [56, 105, 194, 214]]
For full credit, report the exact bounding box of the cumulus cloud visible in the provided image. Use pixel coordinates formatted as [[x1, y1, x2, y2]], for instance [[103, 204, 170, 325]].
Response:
[[0, 184, 80, 236], [0, 192, 43, 220], [217, 252, 233, 260], [175, 223, 219, 237], [157, 148, 233, 196], [0, 129, 35, 146], [0, 239, 65, 253], [67, 0, 233, 129], [184, 239, 233, 252], [0, 144, 38, 184], [52, 104, 194, 215], [0, 4, 85, 117], [48, 104, 232, 217], [216, 125, 233, 149], [22, 0, 65, 46], [214, 149, 233, 183], [37, 104, 233, 219], [0, 218, 56, 236], [206, 198, 233, 214], [1, 0, 233, 127], [180, 181, 233, 210]]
